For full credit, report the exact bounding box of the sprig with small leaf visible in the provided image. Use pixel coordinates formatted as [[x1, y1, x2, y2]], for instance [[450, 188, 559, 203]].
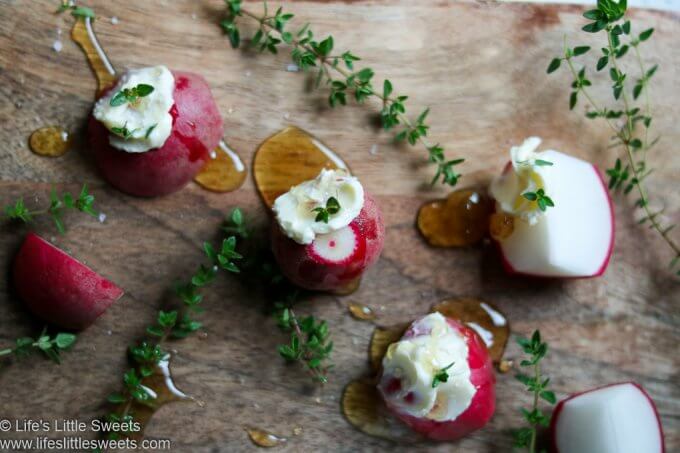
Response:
[[110, 84, 155, 107], [220, 0, 464, 187], [547, 0, 679, 275], [432, 362, 454, 388], [0, 327, 77, 365], [312, 196, 341, 223], [56, 1, 95, 19], [274, 296, 333, 384], [3, 184, 99, 234], [513, 330, 556, 453], [522, 188, 555, 212], [99, 209, 245, 442]]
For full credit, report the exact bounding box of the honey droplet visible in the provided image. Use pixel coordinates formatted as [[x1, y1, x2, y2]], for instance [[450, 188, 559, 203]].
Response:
[[246, 428, 287, 448], [431, 298, 510, 363], [194, 141, 247, 192], [341, 379, 423, 442], [29, 126, 72, 157], [417, 189, 494, 247], [498, 359, 514, 374], [253, 126, 350, 209], [71, 17, 117, 94], [489, 212, 515, 241], [348, 302, 376, 321]]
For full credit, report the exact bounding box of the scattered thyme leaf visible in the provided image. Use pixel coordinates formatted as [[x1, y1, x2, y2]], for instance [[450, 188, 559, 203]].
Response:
[[0, 327, 77, 364], [522, 189, 555, 212], [110, 83, 155, 107], [312, 196, 341, 223]]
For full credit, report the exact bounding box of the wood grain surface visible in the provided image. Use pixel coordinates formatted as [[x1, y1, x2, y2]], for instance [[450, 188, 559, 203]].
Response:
[[0, 1, 678, 451]]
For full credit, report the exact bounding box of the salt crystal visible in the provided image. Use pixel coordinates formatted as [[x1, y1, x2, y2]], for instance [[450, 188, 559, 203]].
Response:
[[283, 112, 290, 120], [285, 63, 300, 72], [245, 70, 252, 77], [52, 40, 63, 52], [209, 150, 217, 159], [98, 212, 107, 223], [111, 16, 119, 25], [369, 144, 378, 155]]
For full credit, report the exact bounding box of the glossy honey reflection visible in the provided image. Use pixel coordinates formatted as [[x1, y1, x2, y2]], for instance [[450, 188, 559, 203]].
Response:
[[194, 140, 247, 192], [417, 189, 494, 247], [71, 17, 117, 94], [348, 302, 377, 321], [29, 126, 72, 157], [253, 127, 350, 209], [246, 428, 287, 448]]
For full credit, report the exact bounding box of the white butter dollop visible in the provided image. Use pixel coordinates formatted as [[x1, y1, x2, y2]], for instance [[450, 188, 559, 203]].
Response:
[[378, 313, 476, 422], [93, 65, 175, 153], [272, 169, 364, 245], [489, 136, 554, 225]]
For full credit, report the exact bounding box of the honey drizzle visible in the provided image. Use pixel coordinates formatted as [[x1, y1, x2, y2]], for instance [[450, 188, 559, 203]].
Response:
[[348, 302, 377, 321], [253, 126, 349, 209], [71, 17, 117, 94], [246, 428, 288, 448], [194, 140, 247, 192]]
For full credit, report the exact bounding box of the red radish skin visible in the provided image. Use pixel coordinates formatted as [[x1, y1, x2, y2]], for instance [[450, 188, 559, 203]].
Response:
[[271, 194, 385, 292], [549, 381, 665, 453], [495, 163, 615, 279], [89, 71, 223, 197], [12, 233, 124, 330], [379, 317, 496, 441]]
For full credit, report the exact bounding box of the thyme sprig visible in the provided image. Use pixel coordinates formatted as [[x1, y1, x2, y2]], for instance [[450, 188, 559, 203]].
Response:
[[3, 184, 99, 234], [513, 330, 556, 453], [274, 295, 333, 384], [56, 1, 95, 19], [0, 327, 76, 365], [100, 209, 244, 442], [110, 84, 155, 107], [522, 189, 555, 212], [547, 0, 679, 275], [220, 0, 464, 187]]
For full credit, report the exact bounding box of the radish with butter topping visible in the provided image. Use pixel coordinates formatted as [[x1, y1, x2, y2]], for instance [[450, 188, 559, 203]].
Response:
[[271, 169, 384, 292], [489, 137, 614, 278], [377, 312, 495, 441]]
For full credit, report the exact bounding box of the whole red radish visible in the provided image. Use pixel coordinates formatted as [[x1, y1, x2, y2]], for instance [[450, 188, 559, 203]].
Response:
[[89, 71, 223, 197], [13, 233, 123, 330], [271, 194, 384, 292], [378, 314, 495, 441]]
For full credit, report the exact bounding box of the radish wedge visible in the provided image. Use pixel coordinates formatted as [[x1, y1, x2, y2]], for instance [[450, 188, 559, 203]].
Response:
[[13, 233, 124, 330], [550, 382, 665, 453]]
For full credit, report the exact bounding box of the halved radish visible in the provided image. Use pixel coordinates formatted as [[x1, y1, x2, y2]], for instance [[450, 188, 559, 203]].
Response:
[[377, 314, 496, 441], [13, 233, 124, 330], [271, 194, 384, 292], [493, 150, 614, 278], [89, 71, 223, 197], [550, 382, 665, 453]]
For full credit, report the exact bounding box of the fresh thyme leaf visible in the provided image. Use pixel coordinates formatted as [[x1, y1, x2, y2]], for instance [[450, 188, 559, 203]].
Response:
[[144, 124, 157, 139], [110, 84, 155, 107], [522, 189, 554, 212], [534, 159, 554, 167], [0, 328, 77, 364], [56, 2, 95, 19], [432, 362, 454, 388], [312, 196, 342, 223], [548, 0, 679, 275]]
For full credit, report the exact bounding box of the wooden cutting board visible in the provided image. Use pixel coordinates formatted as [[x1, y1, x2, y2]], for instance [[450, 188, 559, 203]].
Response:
[[0, 1, 678, 451]]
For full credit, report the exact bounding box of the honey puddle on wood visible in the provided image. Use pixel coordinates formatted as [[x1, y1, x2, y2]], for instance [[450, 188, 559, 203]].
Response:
[[246, 428, 287, 448], [29, 126, 72, 157], [113, 356, 194, 440], [417, 189, 495, 247], [71, 17, 117, 94], [343, 298, 509, 440], [253, 126, 350, 209], [194, 140, 247, 192], [348, 302, 376, 321]]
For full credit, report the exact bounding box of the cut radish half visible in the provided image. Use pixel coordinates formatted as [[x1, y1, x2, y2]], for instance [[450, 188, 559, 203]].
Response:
[[550, 382, 665, 453], [309, 225, 361, 265], [495, 150, 614, 278], [13, 233, 124, 330]]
